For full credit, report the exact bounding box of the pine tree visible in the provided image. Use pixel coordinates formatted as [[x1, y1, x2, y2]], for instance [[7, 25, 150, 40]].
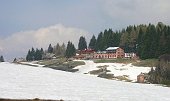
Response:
[[70, 42, 76, 56], [102, 29, 115, 49], [108, 29, 114, 47], [65, 41, 76, 58], [137, 28, 144, 57], [95, 32, 104, 51], [61, 43, 66, 56], [0, 55, 4, 62], [40, 48, 44, 54], [53, 43, 61, 56], [35, 48, 43, 60], [149, 25, 158, 58], [34, 48, 39, 60], [166, 26, 170, 54], [113, 31, 121, 47], [103, 29, 109, 49], [78, 36, 87, 50], [40, 48, 44, 59], [120, 32, 129, 50], [13, 58, 17, 63], [48, 44, 53, 53], [30, 47, 35, 61], [88, 35, 96, 50], [53, 43, 66, 57], [26, 50, 32, 61]]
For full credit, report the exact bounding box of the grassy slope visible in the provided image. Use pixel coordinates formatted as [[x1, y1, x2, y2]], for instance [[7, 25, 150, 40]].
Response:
[[132, 59, 158, 67], [93, 58, 136, 64], [93, 58, 158, 67], [38, 58, 85, 72]]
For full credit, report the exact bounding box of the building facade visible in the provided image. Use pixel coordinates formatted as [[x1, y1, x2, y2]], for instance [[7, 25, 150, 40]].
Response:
[[93, 47, 125, 59], [76, 49, 95, 59]]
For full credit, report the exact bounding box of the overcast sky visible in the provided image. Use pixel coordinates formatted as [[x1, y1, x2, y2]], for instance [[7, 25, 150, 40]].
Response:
[[0, 0, 170, 61]]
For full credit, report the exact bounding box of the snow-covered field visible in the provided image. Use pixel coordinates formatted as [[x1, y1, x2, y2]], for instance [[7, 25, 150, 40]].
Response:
[[0, 62, 170, 101], [74, 60, 151, 81]]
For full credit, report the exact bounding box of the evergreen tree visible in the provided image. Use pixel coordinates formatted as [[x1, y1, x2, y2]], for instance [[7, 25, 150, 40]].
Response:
[[26, 48, 44, 61], [53, 43, 61, 56], [120, 32, 129, 50], [48, 44, 53, 53], [26, 49, 32, 61], [40, 48, 44, 59], [40, 48, 44, 54], [149, 25, 158, 58], [138, 24, 159, 59], [103, 29, 109, 49], [65, 41, 76, 58], [137, 28, 144, 57], [13, 58, 17, 63], [166, 26, 170, 54], [95, 32, 104, 51], [53, 43, 66, 57], [61, 43, 66, 56], [0, 55, 4, 62], [70, 43, 76, 56], [88, 35, 96, 49], [113, 31, 121, 47], [103, 29, 115, 49], [140, 25, 152, 59], [30, 47, 35, 61], [34, 48, 39, 60], [78, 36, 87, 50], [35, 48, 42, 60]]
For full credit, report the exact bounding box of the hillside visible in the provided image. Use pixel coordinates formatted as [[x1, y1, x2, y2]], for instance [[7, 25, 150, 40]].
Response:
[[74, 60, 151, 82], [0, 62, 170, 101]]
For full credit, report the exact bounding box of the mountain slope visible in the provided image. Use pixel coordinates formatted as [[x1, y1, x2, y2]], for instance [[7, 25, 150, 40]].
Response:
[[0, 62, 170, 101]]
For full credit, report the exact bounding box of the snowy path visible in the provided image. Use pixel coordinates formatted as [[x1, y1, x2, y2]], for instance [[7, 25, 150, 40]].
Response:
[[0, 62, 170, 101], [74, 60, 151, 81], [74, 60, 97, 73]]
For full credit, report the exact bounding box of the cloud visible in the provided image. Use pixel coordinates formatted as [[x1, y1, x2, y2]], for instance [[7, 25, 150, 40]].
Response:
[[100, 0, 170, 25], [0, 24, 90, 60]]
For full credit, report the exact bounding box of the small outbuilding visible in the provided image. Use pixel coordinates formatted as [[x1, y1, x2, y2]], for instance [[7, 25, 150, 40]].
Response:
[[137, 73, 145, 83]]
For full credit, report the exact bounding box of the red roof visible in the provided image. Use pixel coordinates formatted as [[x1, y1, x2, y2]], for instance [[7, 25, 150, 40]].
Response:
[[78, 49, 95, 54]]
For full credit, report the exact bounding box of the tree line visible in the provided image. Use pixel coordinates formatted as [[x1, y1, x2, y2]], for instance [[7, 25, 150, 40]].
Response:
[[86, 22, 170, 59], [26, 22, 170, 60], [47, 43, 66, 57], [137, 22, 170, 59], [26, 48, 44, 61], [88, 29, 121, 51], [26, 43, 66, 61]]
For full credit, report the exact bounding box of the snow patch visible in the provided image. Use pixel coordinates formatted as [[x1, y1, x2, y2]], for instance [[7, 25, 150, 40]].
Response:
[[0, 62, 169, 101], [74, 60, 151, 81]]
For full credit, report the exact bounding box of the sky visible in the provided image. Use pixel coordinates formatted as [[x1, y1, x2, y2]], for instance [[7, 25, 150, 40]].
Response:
[[0, 0, 170, 61]]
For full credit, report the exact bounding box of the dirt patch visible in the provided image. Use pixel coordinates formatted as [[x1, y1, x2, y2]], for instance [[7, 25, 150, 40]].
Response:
[[0, 98, 64, 101], [114, 75, 132, 82], [98, 73, 114, 79]]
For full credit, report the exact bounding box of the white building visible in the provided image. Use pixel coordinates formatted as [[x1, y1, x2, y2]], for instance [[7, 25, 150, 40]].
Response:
[[125, 53, 136, 58]]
